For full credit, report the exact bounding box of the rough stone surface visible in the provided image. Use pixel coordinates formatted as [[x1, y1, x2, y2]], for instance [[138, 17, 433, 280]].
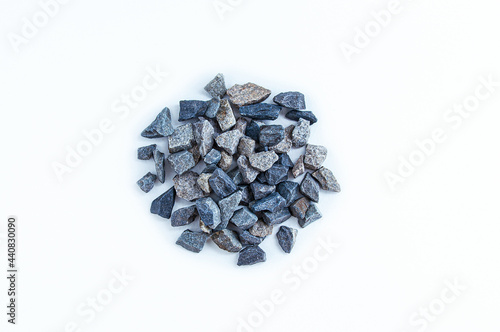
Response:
[[197, 173, 212, 194], [237, 246, 266, 266], [234, 118, 248, 134], [212, 229, 243, 252], [304, 144, 327, 170], [265, 164, 288, 185], [196, 197, 221, 229], [239, 103, 281, 120], [230, 207, 258, 229], [227, 83, 271, 106], [249, 151, 279, 172], [250, 192, 286, 213], [298, 203, 322, 228], [205, 98, 220, 119], [238, 136, 256, 156], [171, 205, 198, 227], [168, 123, 195, 153], [173, 171, 207, 201], [249, 220, 273, 237], [255, 172, 268, 184], [167, 150, 195, 175], [179, 100, 207, 121], [277, 153, 294, 168], [176, 230, 209, 253], [150, 186, 176, 219], [218, 191, 243, 224], [141, 107, 175, 138], [269, 125, 293, 154], [239, 185, 253, 205], [277, 181, 302, 207], [227, 168, 243, 186], [289, 197, 310, 220], [218, 150, 233, 171], [199, 219, 212, 234], [276, 226, 298, 253], [137, 144, 157, 160], [262, 207, 291, 225], [153, 149, 166, 183], [299, 173, 320, 203], [193, 119, 214, 157], [137, 172, 157, 193], [250, 183, 275, 200], [215, 129, 242, 155], [292, 155, 305, 178], [238, 231, 265, 246], [237, 155, 260, 184], [209, 168, 238, 198], [204, 73, 226, 98], [216, 99, 236, 132], [292, 118, 310, 148], [204, 149, 222, 165], [189, 144, 201, 164], [245, 120, 262, 142], [259, 125, 285, 147], [273, 91, 306, 110], [312, 167, 341, 192]]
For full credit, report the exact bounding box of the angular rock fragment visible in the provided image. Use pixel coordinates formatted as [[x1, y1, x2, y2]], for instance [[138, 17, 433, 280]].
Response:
[[289, 197, 310, 220], [273, 91, 306, 110], [304, 144, 327, 170], [249, 151, 279, 172], [277, 153, 294, 168], [237, 155, 260, 184], [193, 119, 214, 157], [250, 182, 275, 200], [179, 100, 207, 121], [276, 181, 302, 207], [285, 110, 318, 124], [176, 230, 209, 253], [291, 118, 310, 148], [255, 172, 268, 184], [189, 144, 201, 164], [239, 185, 253, 206], [167, 150, 195, 175], [238, 136, 256, 156], [265, 164, 288, 185], [237, 246, 266, 266], [141, 107, 175, 138], [202, 165, 218, 174], [168, 123, 195, 153], [298, 203, 322, 228], [197, 173, 212, 194], [227, 82, 271, 106], [312, 167, 341, 192], [299, 173, 320, 203], [205, 97, 220, 119], [216, 99, 236, 132], [227, 168, 243, 186], [218, 190, 243, 224], [211, 229, 243, 252], [234, 117, 248, 134], [204, 73, 226, 99], [137, 172, 157, 193], [196, 197, 221, 229], [292, 155, 305, 178], [245, 120, 262, 142], [204, 149, 222, 165], [153, 149, 166, 183], [269, 125, 293, 154], [239, 103, 281, 120], [230, 207, 258, 229], [209, 168, 238, 198], [249, 220, 273, 237], [137, 144, 157, 160], [238, 230, 265, 246], [276, 226, 298, 253], [218, 150, 233, 171], [259, 125, 285, 147], [171, 205, 198, 227], [262, 207, 291, 225], [250, 192, 286, 213], [199, 219, 212, 234], [207, 118, 222, 136], [173, 171, 207, 201], [150, 186, 176, 218], [215, 129, 242, 155]]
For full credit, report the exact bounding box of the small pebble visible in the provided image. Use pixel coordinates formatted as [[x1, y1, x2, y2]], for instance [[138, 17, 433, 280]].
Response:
[[153, 149, 166, 183], [218, 190, 243, 224], [230, 207, 258, 229], [196, 197, 222, 229], [209, 168, 238, 198], [137, 172, 157, 193], [276, 226, 298, 253], [227, 82, 271, 106], [273, 91, 306, 110], [291, 118, 310, 148], [237, 155, 260, 184], [179, 100, 208, 121], [312, 167, 341, 192], [259, 125, 285, 147], [249, 220, 273, 237], [215, 129, 242, 155], [205, 97, 220, 119], [238, 136, 256, 156], [237, 246, 266, 266], [216, 99, 236, 132], [141, 107, 175, 138], [238, 231, 265, 246], [176, 230, 209, 253], [285, 110, 318, 124], [277, 181, 302, 207], [250, 182, 275, 200], [193, 119, 214, 157], [150, 186, 176, 219], [304, 144, 327, 170], [298, 203, 322, 228], [262, 207, 292, 225], [250, 192, 286, 213], [218, 150, 233, 171], [299, 173, 320, 203], [204, 149, 222, 165], [197, 173, 212, 194], [265, 164, 288, 185], [204, 73, 227, 98], [173, 171, 207, 201], [168, 123, 195, 153], [292, 155, 305, 178], [171, 205, 198, 227], [167, 150, 195, 175], [289, 197, 310, 220], [137, 144, 157, 160], [249, 151, 279, 172], [212, 229, 243, 252], [239, 103, 281, 120], [269, 125, 293, 154]]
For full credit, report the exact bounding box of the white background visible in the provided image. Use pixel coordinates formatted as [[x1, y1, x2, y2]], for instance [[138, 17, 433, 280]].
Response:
[[1, 0, 500, 331]]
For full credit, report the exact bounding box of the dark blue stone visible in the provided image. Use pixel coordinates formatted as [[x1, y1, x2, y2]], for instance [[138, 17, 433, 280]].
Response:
[[249, 192, 286, 213], [171, 205, 198, 227], [137, 172, 157, 193], [259, 125, 285, 146], [239, 103, 281, 120], [141, 107, 175, 138], [276, 226, 298, 253], [176, 230, 209, 253], [262, 207, 291, 225], [238, 185, 253, 206], [255, 172, 268, 184], [230, 207, 258, 229], [250, 182, 275, 200], [209, 168, 238, 198], [227, 168, 243, 186], [237, 246, 266, 266], [205, 97, 220, 118], [196, 197, 221, 229], [245, 120, 261, 142], [285, 110, 317, 124], [137, 144, 157, 160], [265, 164, 288, 185], [179, 100, 208, 121], [204, 149, 222, 165], [238, 230, 265, 246], [276, 181, 302, 207], [150, 186, 176, 219], [300, 173, 320, 202], [277, 153, 294, 168], [273, 91, 306, 110]]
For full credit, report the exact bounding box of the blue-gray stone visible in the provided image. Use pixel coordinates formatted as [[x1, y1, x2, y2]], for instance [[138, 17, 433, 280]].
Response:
[[238, 185, 253, 206], [171, 205, 198, 227], [250, 182, 275, 200], [153, 149, 166, 183], [239, 103, 281, 120], [230, 207, 258, 230], [273, 91, 306, 110], [196, 197, 221, 229], [285, 110, 317, 124], [237, 155, 260, 184], [298, 203, 322, 228], [299, 173, 320, 202], [262, 207, 291, 225], [218, 190, 243, 225], [259, 125, 285, 147], [205, 97, 221, 118], [277, 181, 302, 207], [202, 164, 218, 174], [276, 226, 298, 253], [237, 246, 266, 266], [141, 107, 175, 138], [209, 168, 238, 198], [250, 192, 286, 213], [176, 230, 209, 253], [277, 153, 294, 168], [238, 230, 265, 246], [227, 168, 243, 186], [179, 100, 208, 121], [265, 164, 289, 185], [168, 123, 195, 153], [211, 229, 242, 252], [137, 144, 157, 160], [137, 172, 157, 193], [255, 172, 268, 184], [245, 120, 262, 142], [167, 150, 196, 175], [150, 186, 176, 219], [204, 73, 227, 99], [204, 149, 222, 165]]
